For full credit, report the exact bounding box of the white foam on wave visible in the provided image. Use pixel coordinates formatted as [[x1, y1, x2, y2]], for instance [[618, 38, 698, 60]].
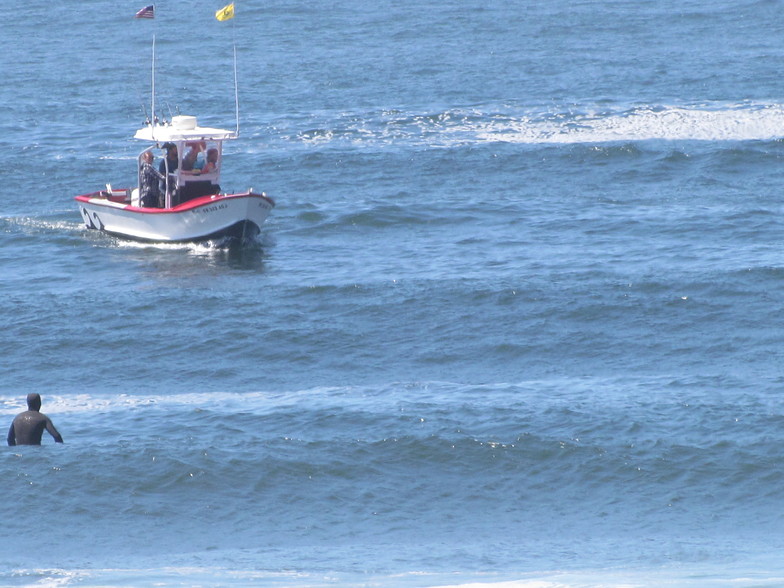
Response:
[[0, 374, 767, 418], [0, 377, 687, 416], [0, 383, 435, 418], [0, 389, 313, 416], [426, 567, 784, 588], [432, 577, 784, 588], [428, 582, 560, 588], [12, 567, 781, 588], [469, 103, 784, 144], [7, 566, 311, 587]]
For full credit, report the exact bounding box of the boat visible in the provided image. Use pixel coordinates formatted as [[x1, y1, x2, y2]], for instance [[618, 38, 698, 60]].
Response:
[[75, 114, 274, 243], [76, 13, 274, 244]]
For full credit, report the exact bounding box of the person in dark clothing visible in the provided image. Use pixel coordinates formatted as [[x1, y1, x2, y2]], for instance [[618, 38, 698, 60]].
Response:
[[7, 393, 63, 446], [159, 143, 179, 175], [159, 143, 179, 205], [139, 150, 165, 208]]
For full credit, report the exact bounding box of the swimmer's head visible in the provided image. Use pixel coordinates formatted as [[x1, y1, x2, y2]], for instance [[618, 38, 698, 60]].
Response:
[[26, 393, 41, 411]]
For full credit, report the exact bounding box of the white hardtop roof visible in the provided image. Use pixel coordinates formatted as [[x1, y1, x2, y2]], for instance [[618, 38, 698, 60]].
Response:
[[134, 115, 237, 142]]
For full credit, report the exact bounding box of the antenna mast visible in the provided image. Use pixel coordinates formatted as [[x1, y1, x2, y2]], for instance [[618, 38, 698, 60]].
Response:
[[151, 34, 157, 139]]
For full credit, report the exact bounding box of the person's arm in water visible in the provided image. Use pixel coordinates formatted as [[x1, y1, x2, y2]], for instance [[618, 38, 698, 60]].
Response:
[[7, 422, 16, 446], [46, 417, 63, 443]]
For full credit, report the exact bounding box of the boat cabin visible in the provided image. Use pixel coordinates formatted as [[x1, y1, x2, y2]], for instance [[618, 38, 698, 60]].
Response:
[[132, 115, 237, 208]]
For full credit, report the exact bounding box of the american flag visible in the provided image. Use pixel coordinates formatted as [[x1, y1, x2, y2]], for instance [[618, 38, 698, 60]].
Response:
[[134, 5, 155, 18]]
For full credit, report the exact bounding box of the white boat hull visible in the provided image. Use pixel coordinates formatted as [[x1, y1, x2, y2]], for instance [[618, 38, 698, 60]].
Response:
[[75, 191, 274, 243]]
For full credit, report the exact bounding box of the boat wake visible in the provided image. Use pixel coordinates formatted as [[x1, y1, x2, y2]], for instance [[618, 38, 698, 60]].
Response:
[[472, 103, 784, 144], [0, 215, 85, 237], [279, 102, 784, 149]]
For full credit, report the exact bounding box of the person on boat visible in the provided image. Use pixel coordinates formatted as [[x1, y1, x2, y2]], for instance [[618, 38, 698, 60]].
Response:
[[182, 141, 205, 171], [159, 143, 179, 203], [139, 150, 165, 207], [201, 148, 219, 174], [7, 393, 64, 446], [159, 142, 179, 176]]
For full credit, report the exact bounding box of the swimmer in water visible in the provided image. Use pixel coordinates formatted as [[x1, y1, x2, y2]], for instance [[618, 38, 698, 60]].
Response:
[[7, 393, 63, 446]]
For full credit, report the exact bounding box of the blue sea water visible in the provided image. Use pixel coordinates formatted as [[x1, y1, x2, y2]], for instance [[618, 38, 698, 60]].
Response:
[[3, 0, 784, 586]]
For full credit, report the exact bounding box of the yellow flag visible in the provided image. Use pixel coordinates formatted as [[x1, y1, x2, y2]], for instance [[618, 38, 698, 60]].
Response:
[[215, 2, 235, 21]]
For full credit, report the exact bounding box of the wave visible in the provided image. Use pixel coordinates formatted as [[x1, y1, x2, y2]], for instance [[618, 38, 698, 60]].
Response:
[[5, 377, 784, 586], [2, 566, 317, 588], [6, 566, 784, 588]]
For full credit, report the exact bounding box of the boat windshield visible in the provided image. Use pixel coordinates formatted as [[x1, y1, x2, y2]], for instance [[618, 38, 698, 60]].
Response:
[[137, 140, 223, 208], [179, 140, 221, 177]]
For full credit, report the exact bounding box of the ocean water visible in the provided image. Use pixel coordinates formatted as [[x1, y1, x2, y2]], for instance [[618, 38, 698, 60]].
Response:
[[2, 0, 784, 586]]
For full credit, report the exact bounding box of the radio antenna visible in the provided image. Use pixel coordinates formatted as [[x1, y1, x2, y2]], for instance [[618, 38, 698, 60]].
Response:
[[150, 34, 157, 138]]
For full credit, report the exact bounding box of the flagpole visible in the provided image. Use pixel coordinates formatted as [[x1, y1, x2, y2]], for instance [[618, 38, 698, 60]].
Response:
[[231, 7, 239, 137], [233, 39, 240, 137], [134, 5, 157, 130], [215, 3, 239, 136]]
